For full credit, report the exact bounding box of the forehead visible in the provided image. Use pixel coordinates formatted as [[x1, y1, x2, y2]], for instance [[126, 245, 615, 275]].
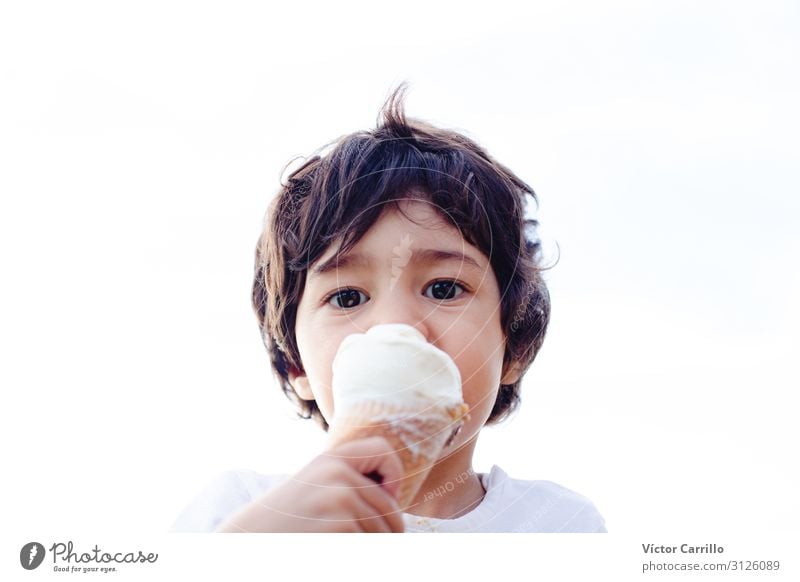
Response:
[[308, 200, 488, 277]]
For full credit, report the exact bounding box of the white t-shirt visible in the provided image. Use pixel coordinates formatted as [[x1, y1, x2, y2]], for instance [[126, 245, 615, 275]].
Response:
[[170, 465, 607, 533]]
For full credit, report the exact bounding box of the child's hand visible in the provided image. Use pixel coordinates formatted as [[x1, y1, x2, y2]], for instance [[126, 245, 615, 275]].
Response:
[[216, 436, 405, 532]]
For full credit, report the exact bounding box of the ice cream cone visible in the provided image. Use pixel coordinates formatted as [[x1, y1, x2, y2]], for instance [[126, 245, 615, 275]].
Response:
[[327, 399, 470, 508], [326, 323, 469, 510]]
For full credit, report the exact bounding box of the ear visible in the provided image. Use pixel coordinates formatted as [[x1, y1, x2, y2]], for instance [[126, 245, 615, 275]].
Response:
[[500, 359, 523, 385], [288, 365, 314, 401]]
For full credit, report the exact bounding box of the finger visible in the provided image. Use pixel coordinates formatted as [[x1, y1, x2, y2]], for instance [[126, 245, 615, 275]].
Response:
[[325, 436, 405, 501], [349, 495, 393, 533], [350, 473, 405, 533]]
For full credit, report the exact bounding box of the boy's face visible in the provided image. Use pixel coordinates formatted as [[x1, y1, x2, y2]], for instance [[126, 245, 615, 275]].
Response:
[[289, 198, 521, 452]]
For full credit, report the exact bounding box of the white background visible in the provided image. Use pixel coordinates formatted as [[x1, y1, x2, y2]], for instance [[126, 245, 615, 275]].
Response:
[[2, 0, 798, 540]]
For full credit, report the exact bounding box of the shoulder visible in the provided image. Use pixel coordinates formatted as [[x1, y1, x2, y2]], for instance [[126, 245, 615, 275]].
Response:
[[169, 470, 287, 533], [483, 466, 607, 533]]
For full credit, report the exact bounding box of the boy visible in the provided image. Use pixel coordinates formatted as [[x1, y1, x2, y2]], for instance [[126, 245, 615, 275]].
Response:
[[171, 85, 606, 533]]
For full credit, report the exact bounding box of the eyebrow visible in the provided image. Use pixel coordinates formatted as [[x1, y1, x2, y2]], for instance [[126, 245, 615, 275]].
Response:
[[311, 248, 485, 277]]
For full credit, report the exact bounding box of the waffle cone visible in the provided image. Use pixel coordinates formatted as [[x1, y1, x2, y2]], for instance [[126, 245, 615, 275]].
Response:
[[327, 400, 470, 509]]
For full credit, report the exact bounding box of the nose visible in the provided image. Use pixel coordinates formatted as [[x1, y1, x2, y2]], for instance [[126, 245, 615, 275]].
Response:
[[364, 284, 432, 343]]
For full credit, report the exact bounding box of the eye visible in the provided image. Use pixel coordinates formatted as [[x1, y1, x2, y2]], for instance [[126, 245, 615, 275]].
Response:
[[322, 280, 468, 310], [325, 288, 368, 309], [424, 279, 467, 301]]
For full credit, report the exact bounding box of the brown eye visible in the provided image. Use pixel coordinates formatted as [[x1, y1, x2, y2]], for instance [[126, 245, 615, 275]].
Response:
[[327, 289, 367, 309], [425, 280, 465, 301]]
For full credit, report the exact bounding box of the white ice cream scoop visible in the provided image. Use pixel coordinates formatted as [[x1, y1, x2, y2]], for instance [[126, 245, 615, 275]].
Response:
[[331, 323, 464, 414]]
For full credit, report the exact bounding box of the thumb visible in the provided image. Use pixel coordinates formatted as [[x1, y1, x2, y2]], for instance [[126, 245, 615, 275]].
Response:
[[325, 436, 405, 501]]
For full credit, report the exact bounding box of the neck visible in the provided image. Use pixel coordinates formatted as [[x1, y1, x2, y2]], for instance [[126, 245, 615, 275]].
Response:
[[404, 436, 485, 519]]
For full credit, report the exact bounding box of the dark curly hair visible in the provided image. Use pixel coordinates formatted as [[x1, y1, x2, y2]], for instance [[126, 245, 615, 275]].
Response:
[[252, 83, 554, 431]]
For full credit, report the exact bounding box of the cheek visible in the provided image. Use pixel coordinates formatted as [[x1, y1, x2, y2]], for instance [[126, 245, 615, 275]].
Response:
[[304, 356, 335, 421], [295, 326, 348, 424], [462, 373, 501, 422], [455, 349, 503, 424]]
